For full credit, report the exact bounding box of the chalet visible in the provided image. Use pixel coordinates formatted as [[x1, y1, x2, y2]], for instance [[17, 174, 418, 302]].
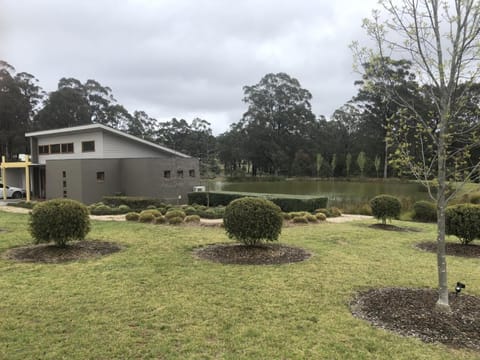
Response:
[[24, 124, 200, 204]]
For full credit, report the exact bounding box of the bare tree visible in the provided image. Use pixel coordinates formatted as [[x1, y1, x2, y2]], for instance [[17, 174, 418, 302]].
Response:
[[354, 0, 480, 312]]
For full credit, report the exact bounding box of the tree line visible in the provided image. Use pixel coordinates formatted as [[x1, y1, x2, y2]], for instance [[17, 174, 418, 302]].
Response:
[[1, 59, 479, 180]]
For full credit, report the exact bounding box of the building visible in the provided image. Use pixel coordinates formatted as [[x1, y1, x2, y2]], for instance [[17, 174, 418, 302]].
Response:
[[25, 124, 200, 204]]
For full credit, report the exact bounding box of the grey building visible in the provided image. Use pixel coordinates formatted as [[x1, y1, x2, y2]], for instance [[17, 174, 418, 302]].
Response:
[[25, 124, 200, 204]]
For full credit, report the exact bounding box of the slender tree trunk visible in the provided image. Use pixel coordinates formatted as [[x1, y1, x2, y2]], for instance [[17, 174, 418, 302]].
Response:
[[383, 141, 388, 179], [435, 113, 450, 313]]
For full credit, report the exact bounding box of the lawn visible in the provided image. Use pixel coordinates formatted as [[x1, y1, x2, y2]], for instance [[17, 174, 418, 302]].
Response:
[[0, 211, 479, 359]]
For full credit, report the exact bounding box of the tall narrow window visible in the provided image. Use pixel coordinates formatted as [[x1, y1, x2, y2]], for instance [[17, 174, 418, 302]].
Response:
[[82, 141, 95, 152], [96, 172, 105, 182], [189, 169, 195, 177]]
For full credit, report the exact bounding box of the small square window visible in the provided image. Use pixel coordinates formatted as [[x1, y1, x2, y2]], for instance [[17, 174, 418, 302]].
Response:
[[177, 170, 184, 178], [39, 145, 49, 154], [62, 171, 66, 178], [82, 141, 95, 152], [63, 190, 67, 198], [96, 172, 105, 182], [50, 144, 61, 154], [61, 143, 74, 153], [189, 169, 195, 177], [62, 180, 67, 188], [164, 170, 171, 178]]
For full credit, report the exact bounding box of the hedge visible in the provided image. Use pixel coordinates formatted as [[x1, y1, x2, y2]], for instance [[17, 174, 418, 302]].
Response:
[[188, 191, 328, 212], [102, 196, 165, 210]]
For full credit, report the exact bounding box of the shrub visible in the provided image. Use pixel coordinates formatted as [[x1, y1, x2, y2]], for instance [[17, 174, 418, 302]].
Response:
[[370, 194, 401, 224], [168, 216, 184, 225], [329, 207, 342, 217], [315, 208, 329, 216], [125, 212, 140, 221], [184, 206, 197, 216], [197, 207, 225, 219], [224, 197, 283, 246], [445, 204, 480, 245], [292, 216, 309, 224], [315, 213, 327, 221], [118, 204, 130, 211], [165, 210, 186, 221], [185, 215, 201, 223], [282, 212, 292, 220], [412, 201, 437, 222], [140, 209, 162, 218], [138, 212, 155, 223], [469, 192, 480, 204], [102, 196, 165, 210], [305, 214, 318, 222], [146, 205, 157, 210], [154, 215, 166, 224], [29, 199, 90, 247]]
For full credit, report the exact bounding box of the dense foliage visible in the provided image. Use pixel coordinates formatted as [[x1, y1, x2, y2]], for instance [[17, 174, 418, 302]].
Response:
[[29, 199, 90, 246], [413, 201, 437, 223], [224, 197, 282, 246], [445, 204, 480, 245], [370, 194, 401, 224]]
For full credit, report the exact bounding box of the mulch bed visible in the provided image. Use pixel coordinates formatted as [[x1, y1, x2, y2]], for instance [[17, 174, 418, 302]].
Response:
[[368, 223, 420, 232], [194, 243, 311, 265], [3, 240, 122, 263], [351, 287, 480, 351], [416, 242, 480, 258]]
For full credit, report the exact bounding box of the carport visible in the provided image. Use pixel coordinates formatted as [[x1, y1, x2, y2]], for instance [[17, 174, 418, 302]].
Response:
[[0, 155, 32, 202]]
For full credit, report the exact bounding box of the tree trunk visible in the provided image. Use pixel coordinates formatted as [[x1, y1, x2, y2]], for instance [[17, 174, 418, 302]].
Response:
[[435, 115, 451, 313], [383, 141, 388, 179]]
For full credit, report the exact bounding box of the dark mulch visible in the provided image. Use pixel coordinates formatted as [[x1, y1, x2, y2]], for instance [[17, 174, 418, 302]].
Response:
[[194, 243, 311, 265], [416, 241, 480, 258], [368, 223, 420, 232], [351, 287, 480, 351], [3, 240, 122, 263]]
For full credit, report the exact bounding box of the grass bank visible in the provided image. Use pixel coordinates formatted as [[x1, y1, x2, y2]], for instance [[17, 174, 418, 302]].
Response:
[[0, 212, 478, 359]]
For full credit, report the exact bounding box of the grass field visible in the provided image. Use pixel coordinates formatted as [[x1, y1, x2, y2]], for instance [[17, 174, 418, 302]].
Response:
[[0, 211, 479, 359]]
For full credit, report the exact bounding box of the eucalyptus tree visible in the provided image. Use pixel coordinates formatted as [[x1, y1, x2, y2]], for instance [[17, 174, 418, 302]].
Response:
[[355, 0, 480, 312]]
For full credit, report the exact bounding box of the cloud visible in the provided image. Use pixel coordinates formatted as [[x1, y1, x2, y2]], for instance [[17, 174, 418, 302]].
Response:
[[2, 0, 379, 133]]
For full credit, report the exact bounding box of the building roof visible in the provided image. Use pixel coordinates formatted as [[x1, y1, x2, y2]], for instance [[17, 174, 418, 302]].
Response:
[[25, 123, 191, 158]]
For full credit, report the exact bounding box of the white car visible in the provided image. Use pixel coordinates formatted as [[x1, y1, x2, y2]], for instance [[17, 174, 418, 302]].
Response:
[[0, 183, 26, 199]]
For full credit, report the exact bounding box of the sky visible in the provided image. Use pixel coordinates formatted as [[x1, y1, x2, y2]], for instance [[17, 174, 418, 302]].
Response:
[[1, 0, 380, 134]]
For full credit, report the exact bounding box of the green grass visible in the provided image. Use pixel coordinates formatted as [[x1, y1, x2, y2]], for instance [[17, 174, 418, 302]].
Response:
[[0, 212, 479, 359]]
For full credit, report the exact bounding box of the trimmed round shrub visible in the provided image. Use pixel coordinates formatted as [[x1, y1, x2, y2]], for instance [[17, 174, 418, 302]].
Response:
[[224, 197, 282, 246], [315, 208, 329, 216], [29, 199, 91, 247], [469, 192, 480, 204], [139, 212, 155, 223], [185, 215, 201, 223], [168, 216, 184, 225], [329, 207, 342, 217], [370, 194, 401, 224], [282, 212, 292, 220], [184, 206, 197, 216], [146, 205, 157, 210], [154, 215, 166, 224], [165, 210, 186, 221], [118, 204, 131, 211], [292, 215, 309, 224], [445, 204, 480, 245], [315, 212, 327, 221], [412, 201, 437, 222], [125, 212, 140, 221], [306, 214, 318, 223], [140, 209, 162, 218]]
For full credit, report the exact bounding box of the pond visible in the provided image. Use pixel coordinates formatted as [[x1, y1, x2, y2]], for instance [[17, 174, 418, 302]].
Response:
[[207, 179, 429, 207]]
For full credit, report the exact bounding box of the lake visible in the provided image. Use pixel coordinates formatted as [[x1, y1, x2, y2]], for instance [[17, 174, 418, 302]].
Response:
[[207, 179, 429, 206]]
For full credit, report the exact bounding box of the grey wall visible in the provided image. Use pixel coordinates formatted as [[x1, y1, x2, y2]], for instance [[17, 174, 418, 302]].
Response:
[[120, 157, 200, 204], [45, 157, 200, 204], [45, 159, 83, 201]]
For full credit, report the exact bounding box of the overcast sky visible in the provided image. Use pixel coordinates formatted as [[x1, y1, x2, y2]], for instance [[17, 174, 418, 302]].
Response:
[[1, 0, 379, 134]]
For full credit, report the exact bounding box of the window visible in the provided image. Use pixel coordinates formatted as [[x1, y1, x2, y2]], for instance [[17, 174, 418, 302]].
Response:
[[63, 190, 67, 198], [164, 170, 171, 178], [61, 143, 74, 153], [177, 170, 184, 178], [39, 145, 49, 154], [50, 144, 61, 154], [96, 172, 105, 182], [62, 180, 67, 188], [189, 169, 195, 177], [82, 141, 95, 152], [62, 171, 66, 178]]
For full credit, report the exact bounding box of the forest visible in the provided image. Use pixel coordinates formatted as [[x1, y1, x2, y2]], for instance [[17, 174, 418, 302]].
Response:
[[1, 58, 479, 179]]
